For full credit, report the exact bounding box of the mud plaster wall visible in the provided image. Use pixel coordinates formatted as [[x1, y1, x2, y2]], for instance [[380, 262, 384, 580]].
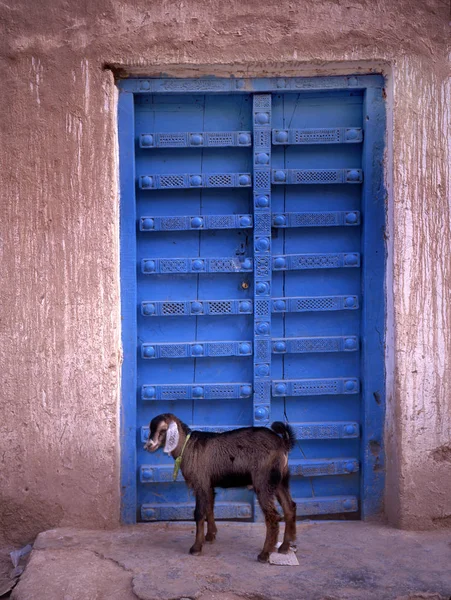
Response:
[[0, 0, 449, 543]]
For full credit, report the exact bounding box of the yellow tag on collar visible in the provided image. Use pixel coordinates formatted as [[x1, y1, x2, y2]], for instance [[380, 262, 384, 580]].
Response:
[[173, 433, 191, 481]]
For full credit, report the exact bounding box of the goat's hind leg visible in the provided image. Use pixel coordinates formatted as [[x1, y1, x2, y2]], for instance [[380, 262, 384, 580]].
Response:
[[190, 490, 208, 555], [205, 487, 217, 542], [255, 488, 280, 563], [276, 475, 297, 554]]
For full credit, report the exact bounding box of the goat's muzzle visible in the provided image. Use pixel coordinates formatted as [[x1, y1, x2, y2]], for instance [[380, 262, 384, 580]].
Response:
[[144, 439, 159, 452]]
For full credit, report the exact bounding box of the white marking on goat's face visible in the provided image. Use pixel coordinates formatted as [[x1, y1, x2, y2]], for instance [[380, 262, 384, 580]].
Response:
[[144, 420, 168, 452]]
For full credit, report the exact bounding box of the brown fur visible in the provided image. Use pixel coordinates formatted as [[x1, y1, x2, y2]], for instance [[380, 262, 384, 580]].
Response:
[[145, 413, 297, 562]]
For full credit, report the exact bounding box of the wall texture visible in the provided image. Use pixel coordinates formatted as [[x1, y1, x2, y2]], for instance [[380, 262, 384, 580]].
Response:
[[0, 0, 449, 543]]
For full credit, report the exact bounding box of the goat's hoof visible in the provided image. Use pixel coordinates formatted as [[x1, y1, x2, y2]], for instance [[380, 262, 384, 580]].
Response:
[[257, 551, 270, 563], [278, 542, 290, 554], [189, 546, 202, 556], [205, 532, 216, 543]]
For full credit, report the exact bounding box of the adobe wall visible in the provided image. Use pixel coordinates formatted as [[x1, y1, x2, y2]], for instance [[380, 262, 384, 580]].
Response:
[[0, 0, 449, 542]]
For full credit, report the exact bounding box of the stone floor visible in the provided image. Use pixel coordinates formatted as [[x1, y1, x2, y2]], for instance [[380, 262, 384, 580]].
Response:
[[6, 522, 451, 600]]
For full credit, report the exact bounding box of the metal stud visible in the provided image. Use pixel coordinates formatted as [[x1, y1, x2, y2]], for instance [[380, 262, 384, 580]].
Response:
[[256, 282, 269, 295], [254, 406, 269, 421], [273, 341, 286, 353], [274, 170, 286, 182], [275, 383, 287, 395], [255, 112, 269, 125], [256, 322, 270, 335], [238, 133, 251, 144], [192, 344, 204, 356], [275, 130, 288, 143], [256, 195, 269, 208], [256, 238, 270, 252], [142, 218, 154, 230], [191, 301, 203, 314], [240, 385, 252, 397], [256, 152, 270, 164], [142, 303, 155, 315], [273, 300, 286, 311], [256, 364, 269, 377], [141, 176, 154, 188], [345, 212, 358, 224], [191, 217, 203, 228], [190, 134, 203, 145], [239, 301, 252, 313], [192, 259, 204, 271], [239, 343, 252, 355], [344, 254, 359, 266], [273, 215, 286, 227], [141, 134, 154, 147]]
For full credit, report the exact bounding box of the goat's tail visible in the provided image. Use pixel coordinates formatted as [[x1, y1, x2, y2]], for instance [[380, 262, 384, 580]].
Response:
[[271, 422, 296, 452]]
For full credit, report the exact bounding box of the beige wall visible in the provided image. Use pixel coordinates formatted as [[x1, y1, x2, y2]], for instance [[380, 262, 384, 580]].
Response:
[[0, 0, 449, 543]]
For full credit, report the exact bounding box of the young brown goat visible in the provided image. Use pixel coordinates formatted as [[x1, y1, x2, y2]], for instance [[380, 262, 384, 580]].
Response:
[[144, 413, 297, 562]]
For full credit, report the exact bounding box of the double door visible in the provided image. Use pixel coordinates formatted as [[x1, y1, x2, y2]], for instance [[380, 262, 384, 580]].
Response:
[[118, 77, 385, 522]]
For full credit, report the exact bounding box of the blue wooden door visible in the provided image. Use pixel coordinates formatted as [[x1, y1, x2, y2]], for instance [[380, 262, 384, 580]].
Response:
[[119, 77, 385, 523]]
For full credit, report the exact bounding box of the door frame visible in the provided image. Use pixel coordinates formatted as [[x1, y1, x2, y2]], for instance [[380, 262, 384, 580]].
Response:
[[117, 74, 387, 523]]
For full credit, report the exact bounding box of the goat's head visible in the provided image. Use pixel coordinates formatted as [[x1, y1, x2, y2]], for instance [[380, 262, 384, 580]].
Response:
[[144, 413, 180, 454]]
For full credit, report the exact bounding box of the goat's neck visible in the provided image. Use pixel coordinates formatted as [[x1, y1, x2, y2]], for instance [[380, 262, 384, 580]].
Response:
[[170, 426, 188, 460]]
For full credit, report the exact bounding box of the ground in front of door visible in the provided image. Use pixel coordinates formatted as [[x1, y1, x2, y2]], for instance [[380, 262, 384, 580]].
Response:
[[8, 522, 451, 600]]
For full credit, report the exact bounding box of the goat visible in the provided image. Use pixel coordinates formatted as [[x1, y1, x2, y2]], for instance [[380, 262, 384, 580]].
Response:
[[144, 413, 297, 562]]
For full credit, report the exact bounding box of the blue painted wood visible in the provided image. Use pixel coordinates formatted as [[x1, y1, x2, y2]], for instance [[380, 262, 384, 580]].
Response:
[[272, 378, 359, 396], [271, 336, 359, 353], [141, 502, 252, 521], [271, 295, 359, 312], [141, 299, 253, 317], [120, 74, 384, 94], [139, 172, 252, 189], [140, 131, 252, 148], [141, 383, 253, 400], [140, 214, 253, 231], [272, 127, 363, 145], [141, 340, 253, 359], [360, 85, 386, 519], [118, 90, 137, 524], [253, 94, 272, 426], [141, 256, 253, 274], [118, 75, 386, 524], [272, 253, 360, 270], [272, 211, 360, 228], [255, 496, 358, 520], [272, 168, 363, 184]]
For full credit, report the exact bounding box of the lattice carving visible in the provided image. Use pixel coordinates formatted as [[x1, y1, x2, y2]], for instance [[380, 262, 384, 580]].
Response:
[[254, 213, 271, 235], [209, 301, 233, 314]]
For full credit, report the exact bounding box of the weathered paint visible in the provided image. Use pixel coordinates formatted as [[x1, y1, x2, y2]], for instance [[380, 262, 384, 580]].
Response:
[[0, 0, 449, 542]]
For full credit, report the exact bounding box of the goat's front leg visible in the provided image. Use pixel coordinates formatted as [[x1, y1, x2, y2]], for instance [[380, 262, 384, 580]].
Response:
[[205, 487, 217, 542], [190, 490, 208, 555], [256, 489, 280, 563]]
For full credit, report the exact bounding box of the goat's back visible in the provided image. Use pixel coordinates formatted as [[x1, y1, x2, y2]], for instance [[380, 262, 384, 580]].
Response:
[[181, 427, 290, 489]]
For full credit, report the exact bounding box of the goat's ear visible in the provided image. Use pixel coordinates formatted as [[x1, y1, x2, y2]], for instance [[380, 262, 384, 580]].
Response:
[[163, 420, 179, 454]]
